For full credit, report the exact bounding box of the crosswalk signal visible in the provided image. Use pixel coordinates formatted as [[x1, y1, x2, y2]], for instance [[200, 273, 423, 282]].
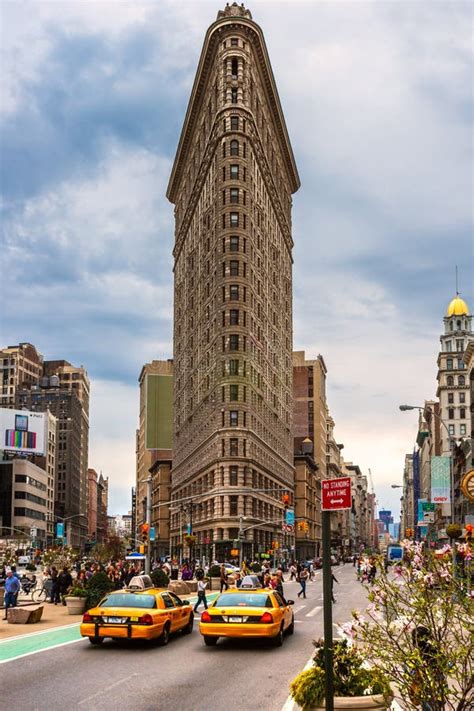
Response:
[[282, 493, 290, 509]]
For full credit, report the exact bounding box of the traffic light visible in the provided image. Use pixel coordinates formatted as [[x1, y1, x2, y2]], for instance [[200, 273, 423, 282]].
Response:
[[465, 524, 473, 540], [282, 493, 290, 508], [272, 540, 279, 550], [140, 523, 150, 542], [406, 528, 414, 538]]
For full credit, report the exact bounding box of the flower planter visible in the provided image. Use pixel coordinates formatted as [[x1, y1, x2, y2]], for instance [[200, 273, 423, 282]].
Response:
[[312, 694, 392, 709], [65, 596, 87, 615], [209, 577, 221, 591]]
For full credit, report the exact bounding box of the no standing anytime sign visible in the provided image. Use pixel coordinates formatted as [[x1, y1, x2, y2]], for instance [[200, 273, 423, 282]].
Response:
[[321, 476, 352, 511]]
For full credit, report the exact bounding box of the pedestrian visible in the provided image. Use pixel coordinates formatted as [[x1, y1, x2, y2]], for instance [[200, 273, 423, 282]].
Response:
[[194, 578, 208, 612], [58, 566, 73, 605], [297, 567, 309, 598], [368, 559, 377, 584], [219, 563, 228, 593], [50, 566, 61, 605], [289, 562, 297, 581], [331, 572, 339, 603], [275, 570, 286, 602], [3, 569, 21, 620]]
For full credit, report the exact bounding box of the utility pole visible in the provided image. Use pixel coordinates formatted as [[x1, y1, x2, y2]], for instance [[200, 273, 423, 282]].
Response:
[[145, 476, 152, 575], [239, 515, 244, 569]]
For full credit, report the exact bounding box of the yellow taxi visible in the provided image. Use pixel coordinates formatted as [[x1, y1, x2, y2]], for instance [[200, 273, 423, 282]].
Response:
[[199, 588, 294, 647], [80, 588, 193, 646]]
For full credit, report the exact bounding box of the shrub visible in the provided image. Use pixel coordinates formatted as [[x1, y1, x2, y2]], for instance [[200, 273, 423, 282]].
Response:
[[446, 523, 462, 540], [68, 585, 87, 598], [150, 568, 169, 588], [86, 571, 115, 608], [208, 564, 221, 578], [26, 563, 36, 571], [290, 639, 392, 709]]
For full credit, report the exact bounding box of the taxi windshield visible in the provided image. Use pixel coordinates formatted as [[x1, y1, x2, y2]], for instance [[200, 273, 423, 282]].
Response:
[[100, 594, 157, 609], [215, 593, 272, 608]]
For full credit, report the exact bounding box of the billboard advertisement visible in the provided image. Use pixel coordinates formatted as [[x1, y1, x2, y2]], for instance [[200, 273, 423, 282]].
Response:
[[431, 456, 451, 504], [0, 408, 46, 455]]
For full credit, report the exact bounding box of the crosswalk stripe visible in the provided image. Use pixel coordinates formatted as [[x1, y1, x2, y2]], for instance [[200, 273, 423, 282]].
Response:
[[293, 605, 306, 614], [306, 605, 322, 617]]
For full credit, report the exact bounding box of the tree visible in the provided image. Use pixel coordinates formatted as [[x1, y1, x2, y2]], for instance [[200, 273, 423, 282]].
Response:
[[90, 535, 125, 564], [346, 540, 473, 710]]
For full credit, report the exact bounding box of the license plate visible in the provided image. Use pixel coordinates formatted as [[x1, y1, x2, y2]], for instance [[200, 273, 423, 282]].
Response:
[[229, 616, 242, 623], [104, 616, 126, 624]]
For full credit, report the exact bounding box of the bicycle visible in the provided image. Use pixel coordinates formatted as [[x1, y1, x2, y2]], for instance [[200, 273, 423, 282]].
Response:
[[32, 579, 53, 602]]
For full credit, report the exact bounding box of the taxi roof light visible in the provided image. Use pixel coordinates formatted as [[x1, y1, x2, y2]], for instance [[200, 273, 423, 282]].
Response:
[[201, 610, 212, 623], [260, 611, 273, 624]]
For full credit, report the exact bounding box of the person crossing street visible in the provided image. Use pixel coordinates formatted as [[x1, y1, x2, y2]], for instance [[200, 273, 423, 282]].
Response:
[[194, 578, 208, 613]]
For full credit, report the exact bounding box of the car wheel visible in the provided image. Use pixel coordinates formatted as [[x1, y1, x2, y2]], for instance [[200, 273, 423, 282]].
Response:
[[272, 625, 284, 647], [183, 613, 194, 635], [89, 637, 104, 645], [159, 623, 170, 646], [287, 615, 295, 635], [203, 635, 218, 646]]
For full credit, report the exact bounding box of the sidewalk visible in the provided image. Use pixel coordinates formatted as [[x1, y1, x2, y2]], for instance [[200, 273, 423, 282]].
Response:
[[0, 602, 82, 640]]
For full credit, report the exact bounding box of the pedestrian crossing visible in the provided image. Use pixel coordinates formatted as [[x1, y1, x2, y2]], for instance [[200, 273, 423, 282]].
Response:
[[294, 603, 322, 618]]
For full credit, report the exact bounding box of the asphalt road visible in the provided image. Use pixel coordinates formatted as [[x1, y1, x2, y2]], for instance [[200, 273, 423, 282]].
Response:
[[1, 565, 370, 711]]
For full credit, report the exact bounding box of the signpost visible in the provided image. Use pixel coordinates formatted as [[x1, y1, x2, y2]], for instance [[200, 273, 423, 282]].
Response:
[[321, 477, 352, 711]]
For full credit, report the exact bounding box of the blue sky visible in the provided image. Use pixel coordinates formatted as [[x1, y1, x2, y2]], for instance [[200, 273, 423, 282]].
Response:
[[1, 0, 472, 517]]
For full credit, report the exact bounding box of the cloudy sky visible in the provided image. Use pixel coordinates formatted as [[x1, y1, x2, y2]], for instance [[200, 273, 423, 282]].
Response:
[[1, 0, 472, 517]]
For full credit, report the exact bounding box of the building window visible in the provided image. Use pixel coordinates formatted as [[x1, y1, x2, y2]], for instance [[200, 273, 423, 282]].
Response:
[[230, 384, 239, 400], [230, 212, 239, 227], [230, 116, 239, 130], [230, 235, 239, 251], [457, 358, 464, 369], [230, 466, 238, 485], [231, 38, 238, 47], [459, 375, 465, 386], [229, 284, 239, 300], [229, 309, 239, 325], [230, 496, 238, 516], [446, 341, 452, 352], [460, 424, 467, 435], [459, 392, 465, 403], [231, 58, 238, 78], [229, 334, 239, 351], [446, 358, 453, 370], [231, 88, 237, 104], [230, 438, 238, 456], [230, 260, 239, 276], [230, 164, 239, 179], [448, 393, 454, 404], [230, 139, 239, 155], [448, 424, 455, 436], [447, 375, 454, 386], [460, 408, 466, 419], [448, 408, 454, 420], [229, 359, 239, 375], [230, 188, 239, 203], [230, 410, 238, 426], [456, 339, 464, 351]]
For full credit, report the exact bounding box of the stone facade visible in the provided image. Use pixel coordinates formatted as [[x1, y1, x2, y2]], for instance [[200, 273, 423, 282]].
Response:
[[167, 5, 300, 561]]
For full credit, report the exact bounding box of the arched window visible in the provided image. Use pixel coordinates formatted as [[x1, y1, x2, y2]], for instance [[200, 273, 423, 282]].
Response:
[[231, 58, 238, 79], [447, 376, 454, 386], [230, 139, 239, 156], [457, 320, 461, 329], [447, 358, 453, 370], [459, 375, 465, 386]]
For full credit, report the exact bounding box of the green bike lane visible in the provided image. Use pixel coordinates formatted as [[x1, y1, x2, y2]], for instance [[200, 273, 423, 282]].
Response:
[[0, 592, 219, 664]]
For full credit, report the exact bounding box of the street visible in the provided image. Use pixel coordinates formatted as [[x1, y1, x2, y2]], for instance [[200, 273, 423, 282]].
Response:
[[1, 566, 370, 710]]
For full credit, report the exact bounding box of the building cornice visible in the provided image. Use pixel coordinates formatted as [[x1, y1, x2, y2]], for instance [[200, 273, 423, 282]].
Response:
[[167, 15, 300, 204]]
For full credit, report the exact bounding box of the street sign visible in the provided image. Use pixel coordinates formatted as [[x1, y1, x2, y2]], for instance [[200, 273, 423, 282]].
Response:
[[282, 523, 294, 533], [321, 477, 351, 511], [285, 509, 295, 525], [423, 512, 435, 523], [56, 522, 64, 538], [149, 527, 156, 541], [30, 527, 37, 538]]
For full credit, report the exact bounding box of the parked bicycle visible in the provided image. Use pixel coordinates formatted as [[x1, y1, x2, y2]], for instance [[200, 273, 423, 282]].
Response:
[[32, 579, 53, 602]]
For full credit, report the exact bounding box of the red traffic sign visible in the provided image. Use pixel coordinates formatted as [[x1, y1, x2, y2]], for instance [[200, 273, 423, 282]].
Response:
[[321, 476, 352, 511]]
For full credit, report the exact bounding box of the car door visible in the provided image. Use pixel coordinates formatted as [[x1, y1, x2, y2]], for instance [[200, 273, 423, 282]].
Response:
[[168, 592, 191, 630], [161, 592, 179, 631], [273, 591, 291, 629]]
